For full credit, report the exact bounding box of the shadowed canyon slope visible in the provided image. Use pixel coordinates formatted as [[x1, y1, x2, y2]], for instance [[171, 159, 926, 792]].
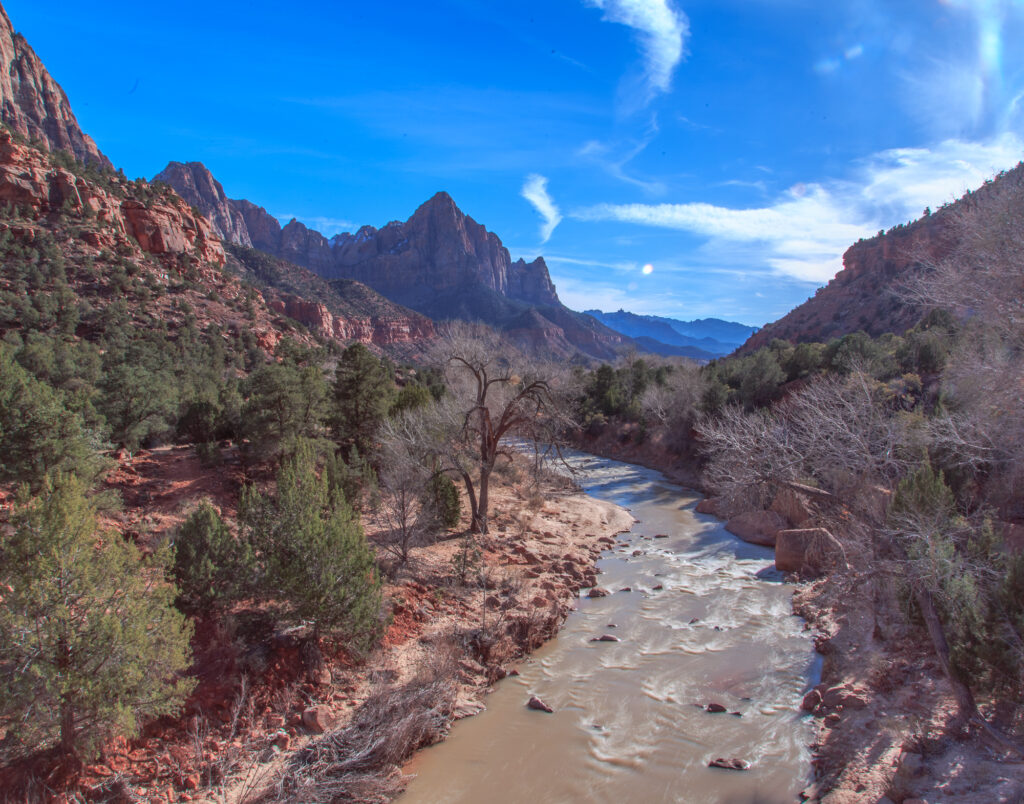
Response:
[[0, 6, 110, 169], [740, 162, 1024, 353], [157, 161, 629, 360]]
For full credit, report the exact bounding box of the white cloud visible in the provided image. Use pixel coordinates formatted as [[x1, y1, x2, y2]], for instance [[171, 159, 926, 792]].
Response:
[[521, 174, 563, 243], [584, 0, 689, 103], [572, 134, 1024, 283]]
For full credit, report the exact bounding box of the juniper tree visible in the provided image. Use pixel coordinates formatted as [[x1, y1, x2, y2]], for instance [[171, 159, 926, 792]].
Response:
[[239, 443, 385, 653], [0, 474, 194, 758]]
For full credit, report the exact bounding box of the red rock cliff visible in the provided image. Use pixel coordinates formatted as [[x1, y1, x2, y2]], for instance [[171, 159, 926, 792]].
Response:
[[0, 130, 224, 267], [0, 4, 110, 169]]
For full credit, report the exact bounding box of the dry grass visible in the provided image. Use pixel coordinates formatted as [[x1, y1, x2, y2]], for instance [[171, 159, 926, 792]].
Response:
[[266, 646, 459, 803]]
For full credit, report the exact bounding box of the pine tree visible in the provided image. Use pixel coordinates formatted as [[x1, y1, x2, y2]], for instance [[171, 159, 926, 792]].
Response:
[[331, 343, 394, 457], [0, 475, 194, 757], [240, 443, 385, 653], [173, 500, 255, 612]]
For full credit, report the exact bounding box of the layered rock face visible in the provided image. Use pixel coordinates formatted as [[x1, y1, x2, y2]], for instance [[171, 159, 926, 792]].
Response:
[[153, 162, 252, 247], [0, 130, 224, 266], [321, 192, 560, 310], [159, 162, 630, 359], [157, 161, 562, 312], [740, 162, 1024, 352], [266, 295, 434, 347], [0, 5, 110, 169]]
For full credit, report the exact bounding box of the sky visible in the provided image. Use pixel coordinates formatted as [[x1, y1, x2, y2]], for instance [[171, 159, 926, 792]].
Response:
[[8, 0, 1024, 326]]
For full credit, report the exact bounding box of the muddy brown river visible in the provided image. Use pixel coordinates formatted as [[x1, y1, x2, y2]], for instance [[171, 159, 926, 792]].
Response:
[[401, 453, 817, 803]]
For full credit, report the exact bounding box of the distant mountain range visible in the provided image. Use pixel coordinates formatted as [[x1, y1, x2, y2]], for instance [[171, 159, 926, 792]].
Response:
[[584, 310, 757, 359]]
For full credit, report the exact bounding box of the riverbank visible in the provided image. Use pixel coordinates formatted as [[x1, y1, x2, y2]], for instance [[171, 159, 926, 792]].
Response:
[[577, 431, 1024, 803], [212, 461, 636, 803]]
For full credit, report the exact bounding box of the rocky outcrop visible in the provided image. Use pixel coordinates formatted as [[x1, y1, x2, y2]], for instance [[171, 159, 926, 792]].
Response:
[[158, 161, 628, 360], [0, 130, 224, 266], [0, 4, 110, 168], [266, 295, 433, 346], [740, 162, 1024, 352], [153, 162, 251, 246], [774, 528, 845, 575], [724, 510, 789, 547]]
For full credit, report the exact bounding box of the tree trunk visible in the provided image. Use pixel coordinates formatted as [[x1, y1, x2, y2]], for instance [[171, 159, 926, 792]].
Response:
[[60, 701, 75, 755], [461, 471, 481, 533], [477, 465, 491, 535], [915, 587, 978, 727]]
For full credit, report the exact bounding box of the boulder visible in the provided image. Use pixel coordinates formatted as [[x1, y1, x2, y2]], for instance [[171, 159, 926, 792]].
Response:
[[695, 497, 723, 517], [775, 528, 846, 575], [527, 696, 553, 713], [590, 634, 620, 642], [705, 702, 727, 713], [725, 510, 789, 547], [302, 705, 336, 733], [709, 757, 750, 771], [587, 587, 610, 598], [770, 487, 814, 527]]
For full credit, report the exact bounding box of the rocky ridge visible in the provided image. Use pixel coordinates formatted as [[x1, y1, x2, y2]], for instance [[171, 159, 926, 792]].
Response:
[[0, 129, 223, 266], [224, 243, 436, 350], [0, 5, 110, 169], [156, 161, 629, 361], [740, 161, 1024, 353]]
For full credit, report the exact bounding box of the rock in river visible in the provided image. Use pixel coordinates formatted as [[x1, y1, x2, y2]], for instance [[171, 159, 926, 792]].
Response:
[[527, 696, 554, 713], [709, 757, 750, 771]]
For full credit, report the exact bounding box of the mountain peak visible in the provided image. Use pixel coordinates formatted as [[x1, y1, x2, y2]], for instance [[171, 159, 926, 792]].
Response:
[[0, 4, 111, 168]]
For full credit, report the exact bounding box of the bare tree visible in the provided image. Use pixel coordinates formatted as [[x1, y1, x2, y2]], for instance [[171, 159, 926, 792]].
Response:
[[374, 417, 441, 566], [698, 369, 917, 518], [431, 323, 569, 534]]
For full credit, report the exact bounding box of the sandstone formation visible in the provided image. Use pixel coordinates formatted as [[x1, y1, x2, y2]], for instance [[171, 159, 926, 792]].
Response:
[[157, 161, 629, 360], [0, 6, 110, 168], [774, 528, 845, 575], [266, 294, 433, 347], [739, 162, 1024, 352], [724, 510, 789, 547], [154, 161, 252, 246], [223, 244, 435, 349], [0, 129, 224, 266]]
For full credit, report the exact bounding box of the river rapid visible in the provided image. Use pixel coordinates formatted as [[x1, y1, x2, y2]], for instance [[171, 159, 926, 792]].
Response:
[[401, 452, 817, 804]]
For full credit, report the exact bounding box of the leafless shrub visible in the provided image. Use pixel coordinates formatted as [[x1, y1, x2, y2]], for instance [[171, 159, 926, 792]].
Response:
[[273, 648, 458, 802]]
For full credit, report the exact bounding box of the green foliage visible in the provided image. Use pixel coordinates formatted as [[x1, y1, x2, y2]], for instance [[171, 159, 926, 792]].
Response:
[[427, 471, 461, 530], [0, 348, 104, 487], [173, 500, 254, 612], [888, 464, 1024, 693], [0, 475, 194, 757], [242, 361, 327, 459], [331, 343, 395, 457], [390, 383, 433, 417], [325, 446, 377, 513], [239, 443, 385, 652]]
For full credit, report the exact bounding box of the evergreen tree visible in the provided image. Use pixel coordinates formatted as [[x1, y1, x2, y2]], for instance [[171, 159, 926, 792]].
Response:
[[173, 500, 255, 612], [0, 348, 103, 488], [331, 343, 394, 457], [239, 443, 385, 652], [0, 475, 194, 757], [242, 362, 327, 459]]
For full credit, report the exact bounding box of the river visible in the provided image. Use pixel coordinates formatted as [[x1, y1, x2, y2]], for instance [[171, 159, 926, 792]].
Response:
[[400, 452, 817, 803]]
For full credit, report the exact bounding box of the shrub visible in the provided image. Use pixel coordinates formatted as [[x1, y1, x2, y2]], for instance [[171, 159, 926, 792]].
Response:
[[173, 500, 254, 612]]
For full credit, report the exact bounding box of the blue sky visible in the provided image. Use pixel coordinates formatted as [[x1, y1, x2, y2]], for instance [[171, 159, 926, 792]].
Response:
[[9, 0, 1024, 326]]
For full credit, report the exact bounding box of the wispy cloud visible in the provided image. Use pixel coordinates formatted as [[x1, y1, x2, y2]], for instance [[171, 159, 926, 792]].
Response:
[[521, 174, 563, 243], [572, 134, 1024, 283], [584, 0, 689, 105]]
